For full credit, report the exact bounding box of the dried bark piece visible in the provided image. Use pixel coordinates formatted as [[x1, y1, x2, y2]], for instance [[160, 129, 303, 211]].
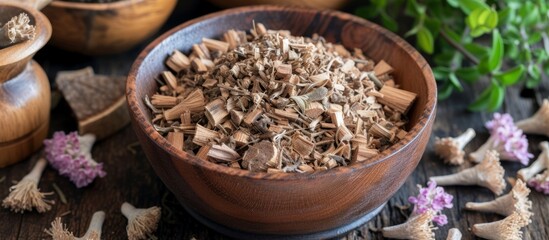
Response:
[[353, 145, 379, 163], [202, 38, 229, 53], [193, 125, 220, 146], [56, 67, 129, 139], [167, 132, 184, 151], [166, 50, 190, 73], [292, 133, 314, 157], [243, 141, 279, 172], [373, 60, 394, 76], [233, 130, 249, 147], [208, 144, 240, 162], [378, 86, 417, 114], [163, 89, 205, 120], [205, 99, 229, 126]]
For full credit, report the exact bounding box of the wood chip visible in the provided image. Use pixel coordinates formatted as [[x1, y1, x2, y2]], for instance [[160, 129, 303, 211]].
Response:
[[167, 132, 184, 151], [378, 86, 417, 114]]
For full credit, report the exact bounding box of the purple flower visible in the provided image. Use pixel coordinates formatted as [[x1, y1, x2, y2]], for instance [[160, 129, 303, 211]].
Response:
[[408, 180, 453, 226], [486, 113, 533, 165], [485, 113, 514, 135], [528, 170, 549, 194], [44, 131, 106, 188]]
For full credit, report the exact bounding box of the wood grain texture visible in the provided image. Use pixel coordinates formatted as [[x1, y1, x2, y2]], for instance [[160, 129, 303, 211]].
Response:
[[42, 0, 177, 55], [207, 0, 350, 9], [0, 2, 52, 167], [0, 1, 547, 239], [127, 5, 437, 235]]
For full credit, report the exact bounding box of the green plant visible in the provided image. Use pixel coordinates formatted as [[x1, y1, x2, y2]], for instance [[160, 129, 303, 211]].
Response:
[[356, 0, 549, 111]]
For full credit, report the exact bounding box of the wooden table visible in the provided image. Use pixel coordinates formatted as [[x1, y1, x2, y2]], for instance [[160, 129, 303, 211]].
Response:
[[1, 1, 548, 239]]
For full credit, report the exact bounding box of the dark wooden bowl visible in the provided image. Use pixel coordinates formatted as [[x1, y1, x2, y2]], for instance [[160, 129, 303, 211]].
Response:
[[42, 0, 177, 55], [127, 5, 436, 238]]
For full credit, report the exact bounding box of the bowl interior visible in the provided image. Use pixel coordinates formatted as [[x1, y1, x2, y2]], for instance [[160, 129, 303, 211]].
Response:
[[128, 5, 436, 178]]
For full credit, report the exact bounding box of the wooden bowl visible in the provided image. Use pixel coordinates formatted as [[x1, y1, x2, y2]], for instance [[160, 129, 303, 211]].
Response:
[[207, 0, 349, 9], [42, 0, 177, 55], [127, 6, 436, 238]]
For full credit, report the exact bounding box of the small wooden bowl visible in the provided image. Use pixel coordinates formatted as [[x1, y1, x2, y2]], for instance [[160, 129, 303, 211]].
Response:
[[207, 0, 349, 9], [42, 0, 177, 55], [127, 6, 436, 238]]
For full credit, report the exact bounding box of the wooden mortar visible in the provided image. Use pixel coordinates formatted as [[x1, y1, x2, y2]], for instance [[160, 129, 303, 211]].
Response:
[[0, 2, 52, 167]]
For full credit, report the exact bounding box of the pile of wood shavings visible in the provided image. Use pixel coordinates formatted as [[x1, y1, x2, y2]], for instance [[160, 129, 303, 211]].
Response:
[[145, 23, 417, 173]]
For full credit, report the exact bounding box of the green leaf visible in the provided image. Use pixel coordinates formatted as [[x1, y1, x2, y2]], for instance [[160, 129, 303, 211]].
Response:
[[494, 65, 525, 86], [433, 67, 451, 80], [528, 32, 543, 45], [466, 8, 498, 37], [468, 84, 493, 111], [455, 0, 489, 14], [355, 6, 379, 19], [449, 73, 464, 92], [405, 0, 425, 16], [487, 83, 504, 112], [438, 83, 454, 100], [455, 67, 481, 83], [479, 30, 504, 73], [464, 42, 490, 59], [447, 0, 459, 8], [526, 65, 542, 88], [417, 27, 434, 54], [497, 8, 514, 25], [380, 12, 398, 32]]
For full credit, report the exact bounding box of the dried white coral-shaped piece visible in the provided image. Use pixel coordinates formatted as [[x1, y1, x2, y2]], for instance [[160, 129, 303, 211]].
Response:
[[45, 211, 105, 240], [0, 13, 35, 48], [518, 141, 549, 181], [446, 228, 462, 240], [465, 179, 532, 222], [472, 211, 530, 240], [2, 158, 54, 213], [434, 128, 476, 165], [381, 210, 435, 240], [121, 202, 161, 240], [516, 99, 549, 137], [430, 150, 506, 195]]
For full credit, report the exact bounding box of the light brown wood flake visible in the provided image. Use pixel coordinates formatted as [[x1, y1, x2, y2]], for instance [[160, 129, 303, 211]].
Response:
[[378, 85, 417, 114], [166, 50, 191, 72], [167, 131, 184, 151], [202, 38, 229, 53], [205, 99, 229, 126], [193, 125, 220, 146], [163, 89, 205, 120], [207, 144, 240, 162], [373, 60, 393, 76], [291, 133, 314, 157]]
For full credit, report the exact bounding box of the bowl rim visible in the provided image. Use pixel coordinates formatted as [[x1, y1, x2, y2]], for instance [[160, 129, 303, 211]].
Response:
[[48, 0, 146, 10], [127, 5, 437, 181]]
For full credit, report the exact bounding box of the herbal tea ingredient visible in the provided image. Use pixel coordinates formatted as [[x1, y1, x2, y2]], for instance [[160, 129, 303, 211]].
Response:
[[433, 128, 476, 165], [43, 131, 106, 188], [2, 158, 54, 213], [0, 13, 35, 48], [446, 228, 462, 240], [518, 141, 549, 181], [430, 150, 506, 195], [465, 179, 532, 222], [407, 180, 453, 226], [528, 170, 549, 195], [381, 210, 435, 240], [121, 202, 161, 240], [147, 23, 417, 172], [469, 113, 532, 165], [472, 211, 530, 240], [55, 67, 130, 140], [45, 210, 105, 240], [516, 99, 549, 138]]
